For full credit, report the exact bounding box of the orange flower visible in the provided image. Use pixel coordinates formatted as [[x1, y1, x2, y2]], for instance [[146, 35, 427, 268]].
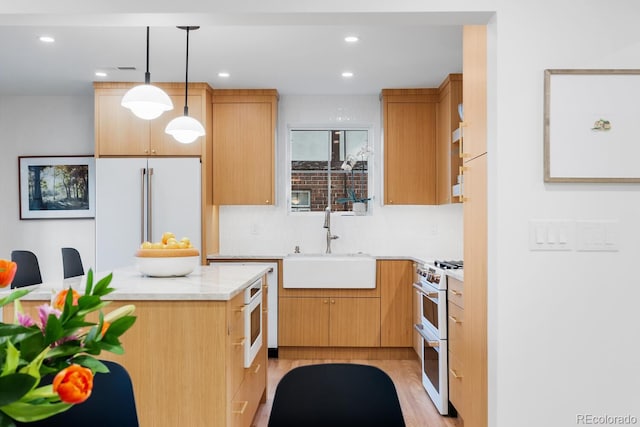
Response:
[[52, 364, 93, 404], [101, 321, 111, 336], [53, 288, 81, 309], [0, 259, 18, 288]]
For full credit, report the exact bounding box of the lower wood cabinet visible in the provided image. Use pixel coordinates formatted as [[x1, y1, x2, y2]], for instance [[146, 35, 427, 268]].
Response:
[[448, 276, 466, 418], [379, 260, 414, 347], [279, 296, 380, 347]]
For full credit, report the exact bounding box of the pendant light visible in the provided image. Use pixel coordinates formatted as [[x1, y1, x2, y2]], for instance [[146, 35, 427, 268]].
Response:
[[165, 26, 205, 144], [121, 27, 173, 120]]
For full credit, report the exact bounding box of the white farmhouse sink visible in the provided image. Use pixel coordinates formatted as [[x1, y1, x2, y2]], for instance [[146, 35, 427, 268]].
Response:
[[283, 254, 376, 289]]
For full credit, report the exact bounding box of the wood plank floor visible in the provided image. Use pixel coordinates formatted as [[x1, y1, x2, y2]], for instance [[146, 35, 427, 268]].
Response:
[[252, 358, 463, 427]]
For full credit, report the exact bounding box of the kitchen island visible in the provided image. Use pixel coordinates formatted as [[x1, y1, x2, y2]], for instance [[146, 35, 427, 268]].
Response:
[[2, 264, 271, 427]]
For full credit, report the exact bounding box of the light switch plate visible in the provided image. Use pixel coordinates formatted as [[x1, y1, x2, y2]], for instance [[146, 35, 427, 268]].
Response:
[[576, 220, 619, 252], [529, 220, 574, 251]]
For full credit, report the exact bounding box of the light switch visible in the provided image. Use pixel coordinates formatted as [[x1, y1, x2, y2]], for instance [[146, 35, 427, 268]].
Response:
[[576, 220, 619, 252], [529, 220, 574, 251]]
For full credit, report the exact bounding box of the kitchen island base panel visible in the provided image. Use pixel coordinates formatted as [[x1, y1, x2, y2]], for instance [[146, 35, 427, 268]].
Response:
[[278, 347, 418, 360]]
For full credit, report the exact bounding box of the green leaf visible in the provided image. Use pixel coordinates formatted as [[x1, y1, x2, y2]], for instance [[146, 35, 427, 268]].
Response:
[[11, 332, 45, 362], [71, 356, 109, 373], [92, 272, 114, 297], [106, 315, 137, 337], [0, 400, 72, 422], [44, 342, 84, 360], [0, 289, 31, 308], [43, 314, 63, 346], [0, 374, 37, 406], [84, 269, 94, 296], [0, 323, 33, 337], [99, 341, 124, 354], [1, 341, 19, 376]]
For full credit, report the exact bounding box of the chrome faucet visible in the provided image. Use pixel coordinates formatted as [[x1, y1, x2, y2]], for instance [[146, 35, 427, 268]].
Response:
[[323, 207, 339, 253]]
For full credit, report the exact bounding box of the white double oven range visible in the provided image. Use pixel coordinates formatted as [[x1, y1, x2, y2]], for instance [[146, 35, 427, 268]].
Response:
[[413, 260, 463, 416]]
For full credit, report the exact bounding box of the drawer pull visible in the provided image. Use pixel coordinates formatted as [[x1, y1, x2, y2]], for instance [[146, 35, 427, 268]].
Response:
[[263, 285, 268, 290], [232, 401, 249, 415], [450, 369, 463, 379], [253, 363, 261, 374], [450, 290, 463, 296], [233, 338, 246, 347], [448, 315, 462, 324], [234, 306, 246, 313]]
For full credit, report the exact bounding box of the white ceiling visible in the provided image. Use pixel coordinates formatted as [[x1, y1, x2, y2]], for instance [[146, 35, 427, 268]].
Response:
[[0, 13, 478, 96]]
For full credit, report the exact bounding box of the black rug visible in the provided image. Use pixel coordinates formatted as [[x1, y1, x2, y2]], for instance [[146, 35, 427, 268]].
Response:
[[268, 363, 406, 427]]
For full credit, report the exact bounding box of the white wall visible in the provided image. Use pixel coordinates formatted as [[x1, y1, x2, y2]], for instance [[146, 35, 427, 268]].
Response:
[[218, 94, 464, 258], [0, 96, 95, 282]]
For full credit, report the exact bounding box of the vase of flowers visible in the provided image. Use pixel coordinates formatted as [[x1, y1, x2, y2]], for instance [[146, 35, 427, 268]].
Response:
[[0, 261, 136, 426], [337, 146, 372, 214]]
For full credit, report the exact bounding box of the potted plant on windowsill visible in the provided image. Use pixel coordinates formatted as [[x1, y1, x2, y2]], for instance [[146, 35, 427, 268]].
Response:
[[337, 146, 372, 215]]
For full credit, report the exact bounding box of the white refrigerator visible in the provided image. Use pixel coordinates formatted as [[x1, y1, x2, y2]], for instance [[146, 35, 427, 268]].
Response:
[[95, 157, 202, 272]]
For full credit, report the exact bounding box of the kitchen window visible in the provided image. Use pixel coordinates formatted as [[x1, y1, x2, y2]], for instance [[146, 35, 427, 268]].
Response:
[[289, 129, 371, 212]]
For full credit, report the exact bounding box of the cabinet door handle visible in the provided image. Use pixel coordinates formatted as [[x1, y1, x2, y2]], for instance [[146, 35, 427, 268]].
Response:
[[232, 401, 249, 414], [234, 306, 246, 313], [450, 369, 463, 379], [448, 315, 462, 324], [233, 338, 246, 347], [323, 299, 329, 304], [265, 200, 270, 204], [253, 363, 262, 374], [330, 299, 335, 304], [450, 290, 463, 296]]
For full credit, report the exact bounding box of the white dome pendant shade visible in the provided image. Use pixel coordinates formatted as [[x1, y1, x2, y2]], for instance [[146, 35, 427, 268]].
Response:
[[165, 26, 205, 144], [121, 84, 173, 120], [121, 27, 173, 120], [165, 114, 205, 143]]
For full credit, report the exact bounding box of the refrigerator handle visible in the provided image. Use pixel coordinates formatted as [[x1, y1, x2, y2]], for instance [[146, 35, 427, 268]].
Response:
[[148, 167, 154, 242], [140, 168, 146, 244]]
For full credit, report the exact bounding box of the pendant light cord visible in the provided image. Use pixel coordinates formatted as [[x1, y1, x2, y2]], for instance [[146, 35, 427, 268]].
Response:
[[183, 27, 190, 116], [144, 26, 151, 84]]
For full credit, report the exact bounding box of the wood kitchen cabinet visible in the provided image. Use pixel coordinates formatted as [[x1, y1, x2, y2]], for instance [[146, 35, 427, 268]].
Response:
[[379, 260, 414, 347], [447, 276, 466, 417], [381, 88, 438, 205], [94, 82, 211, 157], [459, 24, 488, 427], [279, 296, 380, 347], [436, 74, 463, 205], [212, 89, 278, 205]]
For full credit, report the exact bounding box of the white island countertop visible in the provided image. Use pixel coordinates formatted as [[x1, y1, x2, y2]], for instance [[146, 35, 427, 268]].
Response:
[[4, 264, 271, 302]]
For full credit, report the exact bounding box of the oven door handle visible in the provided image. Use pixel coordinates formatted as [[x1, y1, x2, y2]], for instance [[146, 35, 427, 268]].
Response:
[[413, 284, 440, 303], [414, 324, 440, 348]]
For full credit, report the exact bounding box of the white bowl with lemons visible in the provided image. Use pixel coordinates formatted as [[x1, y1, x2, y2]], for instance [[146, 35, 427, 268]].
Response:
[[135, 232, 200, 277]]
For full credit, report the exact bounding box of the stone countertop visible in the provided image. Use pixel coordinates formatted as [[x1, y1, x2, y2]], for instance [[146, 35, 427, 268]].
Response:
[[3, 264, 271, 302], [207, 253, 464, 281]]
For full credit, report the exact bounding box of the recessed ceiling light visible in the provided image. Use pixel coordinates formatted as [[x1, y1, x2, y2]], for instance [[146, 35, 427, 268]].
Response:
[[39, 36, 55, 43], [342, 71, 354, 78], [95, 71, 108, 77], [344, 36, 359, 43], [218, 72, 230, 78]]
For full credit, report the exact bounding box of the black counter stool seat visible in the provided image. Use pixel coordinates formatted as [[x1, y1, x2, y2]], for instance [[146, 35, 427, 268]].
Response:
[[10, 250, 43, 288], [268, 363, 406, 427], [61, 247, 84, 279]]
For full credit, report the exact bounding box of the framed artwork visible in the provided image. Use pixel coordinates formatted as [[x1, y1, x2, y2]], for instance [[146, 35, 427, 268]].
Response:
[[544, 69, 640, 182], [19, 155, 96, 219]]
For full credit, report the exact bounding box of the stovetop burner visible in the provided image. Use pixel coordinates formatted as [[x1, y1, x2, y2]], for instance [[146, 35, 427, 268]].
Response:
[[434, 260, 463, 270]]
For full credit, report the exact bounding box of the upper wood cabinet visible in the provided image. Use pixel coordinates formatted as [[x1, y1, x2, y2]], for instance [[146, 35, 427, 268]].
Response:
[[436, 74, 463, 205], [94, 82, 212, 157], [212, 89, 278, 205], [381, 89, 438, 205], [461, 27, 487, 162]]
